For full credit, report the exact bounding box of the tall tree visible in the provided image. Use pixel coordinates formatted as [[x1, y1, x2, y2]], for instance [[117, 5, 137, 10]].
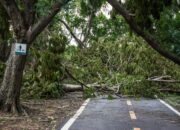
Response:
[[0, 0, 70, 114]]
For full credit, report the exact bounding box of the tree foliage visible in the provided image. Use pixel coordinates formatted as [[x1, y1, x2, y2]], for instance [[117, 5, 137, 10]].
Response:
[[22, 25, 68, 98], [124, 0, 172, 29], [63, 33, 180, 97], [0, 0, 179, 102], [155, 8, 180, 56]]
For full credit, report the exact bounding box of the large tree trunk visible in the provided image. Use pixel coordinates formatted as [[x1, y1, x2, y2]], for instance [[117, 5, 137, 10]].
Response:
[[0, 43, 27, 113], [0, 0, 70, 114], [0, 41, 11, 62]]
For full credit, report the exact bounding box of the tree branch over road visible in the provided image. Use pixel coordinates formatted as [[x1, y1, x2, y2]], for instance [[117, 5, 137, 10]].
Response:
[[60, 12, 94, 48], [107, 0, 180, 65], [27, 0, 71, 44]]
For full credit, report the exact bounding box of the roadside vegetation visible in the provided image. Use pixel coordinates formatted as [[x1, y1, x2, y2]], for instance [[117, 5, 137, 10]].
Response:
[[0, 0, 179, 129], [164, 93, 180, 111], [0, 0, 179, 105], [0, 0, 180, 130], [20, 0, 180, 99]]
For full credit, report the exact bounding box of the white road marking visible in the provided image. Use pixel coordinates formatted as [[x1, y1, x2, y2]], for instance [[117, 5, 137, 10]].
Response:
[[127, 100, 132, 106], [158, 98, 180, 116], [129, 111, 137, 120], [61, 98, 90, 130]]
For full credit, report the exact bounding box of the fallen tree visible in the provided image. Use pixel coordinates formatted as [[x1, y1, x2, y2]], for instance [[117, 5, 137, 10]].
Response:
[[62, 84, 83, 92], [62, 83, 121, 96], [147, 75, 180, 94], [159, 89, 180, 93]]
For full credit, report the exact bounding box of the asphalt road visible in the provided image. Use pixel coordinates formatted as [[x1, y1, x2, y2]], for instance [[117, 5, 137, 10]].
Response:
[[60, 98, 180, 130]]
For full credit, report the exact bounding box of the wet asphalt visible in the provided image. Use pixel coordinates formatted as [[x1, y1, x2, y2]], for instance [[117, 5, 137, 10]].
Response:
[[60, 98, 180, 130]]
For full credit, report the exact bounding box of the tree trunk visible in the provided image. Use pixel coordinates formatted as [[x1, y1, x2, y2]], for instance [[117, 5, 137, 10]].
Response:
[[0, 43, 27, 114], [0, 41, 11, 62], [0, 0, 70, 114]]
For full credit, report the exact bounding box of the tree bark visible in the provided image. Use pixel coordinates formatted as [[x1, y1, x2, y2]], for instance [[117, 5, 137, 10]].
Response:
[[63, 84, 83, 92], [0, 41, 11, 62], [0, 43, 27, 113], [0, 0, 71, 114]]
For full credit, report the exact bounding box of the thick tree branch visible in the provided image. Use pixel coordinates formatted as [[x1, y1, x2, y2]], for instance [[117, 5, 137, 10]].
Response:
[[82, 13, 94, 44], [60, 12, 94, 48], [107, 0, 180, 65], [60, 19, 85, 48], [159, 89, 180, 93], [64, 67, 89, 89], [27, 0, 71, 44], [0, 0, 26, 38], [148, 76, 180, 83], [0, 42, 11, 62], [21, 0, 38, 27]]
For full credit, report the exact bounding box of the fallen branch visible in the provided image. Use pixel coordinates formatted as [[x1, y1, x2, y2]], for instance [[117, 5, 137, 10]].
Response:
[[64, 67, 89, 89], [148, 79, 180, 83], [159, 89, 180, 93], [62, 83, 121, 95], [62, 83, 102, 92], [148, 76, 180, 83], [148, 75, 172, 80], [62, 84, 83, 92]]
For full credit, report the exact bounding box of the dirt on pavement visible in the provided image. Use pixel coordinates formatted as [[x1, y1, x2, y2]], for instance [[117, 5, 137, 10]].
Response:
[[0, 92, 84, 130]]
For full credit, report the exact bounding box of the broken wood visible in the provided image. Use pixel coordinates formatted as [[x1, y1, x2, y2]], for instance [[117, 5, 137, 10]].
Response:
[[148, 80, 180, 83], [159, 89, 180, 93], [62, 83, 100, 92], [148, 76, 180, 83], [64, 67, 89, 89], [63, 84, 83, 92], [62, 83, 121, 95]]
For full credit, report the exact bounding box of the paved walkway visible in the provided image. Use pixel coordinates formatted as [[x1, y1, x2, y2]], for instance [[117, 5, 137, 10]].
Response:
[[60, 98, 180, 130]]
